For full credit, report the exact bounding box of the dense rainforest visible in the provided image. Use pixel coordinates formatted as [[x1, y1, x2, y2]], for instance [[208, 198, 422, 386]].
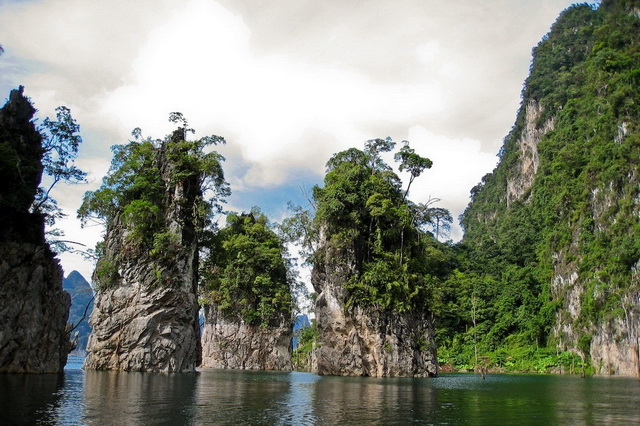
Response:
[[436, 0, 640, 374]]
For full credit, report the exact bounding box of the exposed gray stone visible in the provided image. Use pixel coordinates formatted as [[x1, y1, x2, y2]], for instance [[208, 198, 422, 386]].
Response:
[[0, 243, 72, 373], [311, 232, 438, 377], [200, 304, 292, 371]]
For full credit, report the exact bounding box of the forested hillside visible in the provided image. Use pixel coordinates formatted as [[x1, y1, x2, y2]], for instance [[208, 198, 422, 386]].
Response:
[[438, 0, 640, 374]]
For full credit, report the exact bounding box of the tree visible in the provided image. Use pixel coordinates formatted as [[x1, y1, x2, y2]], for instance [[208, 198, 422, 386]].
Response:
[[279, 201, 317, 263], [201, 209, 302, 327], [33, 107, 87, 226], [426, 207, 453, 240], [394, 141, 432, 200]]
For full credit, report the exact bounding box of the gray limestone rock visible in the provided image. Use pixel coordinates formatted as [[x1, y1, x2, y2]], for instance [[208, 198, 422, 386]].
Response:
[[200, 304, 292, 371], [311, 233, 438, 377], [84, 277, 200, 372], [0, 243, 72, 373], [0, 87, 72, 373]]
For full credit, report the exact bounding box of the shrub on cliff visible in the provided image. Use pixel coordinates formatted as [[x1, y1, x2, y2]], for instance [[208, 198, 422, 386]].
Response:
[[78, 113, 230, 288]]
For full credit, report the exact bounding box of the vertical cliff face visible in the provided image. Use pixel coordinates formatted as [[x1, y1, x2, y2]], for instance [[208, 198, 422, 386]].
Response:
[[84, 131, 202, 372], [505, 101, 554, 207], [199, 211, 295, 371], [460, 1, 640, 375], [311, 234, 438, 377], [200, 305, 292, 370], [0, 87, 72, 373]]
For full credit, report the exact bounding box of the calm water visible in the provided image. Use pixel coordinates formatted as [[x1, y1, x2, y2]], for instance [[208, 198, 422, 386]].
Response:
[[1, 356, 639, 425]]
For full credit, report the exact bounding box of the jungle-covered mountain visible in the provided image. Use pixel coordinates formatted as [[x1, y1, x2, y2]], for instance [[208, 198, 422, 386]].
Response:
[[437, 0, 640, 374]]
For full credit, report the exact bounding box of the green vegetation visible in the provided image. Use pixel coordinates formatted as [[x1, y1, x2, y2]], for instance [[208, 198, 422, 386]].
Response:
[[437, 0, 640, 373], [201, 209, 301, 327], [0, 87, 85, 248], [292, 320, 317, 370], [291, 137, 454, 313], [79, 113, 229, 288]]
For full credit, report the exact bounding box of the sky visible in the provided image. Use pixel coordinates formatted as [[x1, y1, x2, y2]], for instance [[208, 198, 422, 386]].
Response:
[[0, 0, 584, 281]]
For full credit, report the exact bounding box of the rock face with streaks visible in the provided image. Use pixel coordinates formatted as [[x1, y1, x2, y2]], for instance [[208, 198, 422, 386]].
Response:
[[84, 130, 202, 372], [311, 235, 438, 377], [200, 305, 292, 370], [0, 87, 72, 373]]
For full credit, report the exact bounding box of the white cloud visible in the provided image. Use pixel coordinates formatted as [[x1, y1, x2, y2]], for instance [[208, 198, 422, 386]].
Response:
[[101, 0, 448, 188], [400, 126, 499, 241], [0, 0, 579, 276]]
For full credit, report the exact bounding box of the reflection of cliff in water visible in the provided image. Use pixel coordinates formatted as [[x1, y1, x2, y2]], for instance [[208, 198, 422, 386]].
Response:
[[83, 371, 198, 424], [0, 373, 64, 425], [192, 369, 293, 424], [312, 376, 438, 424]]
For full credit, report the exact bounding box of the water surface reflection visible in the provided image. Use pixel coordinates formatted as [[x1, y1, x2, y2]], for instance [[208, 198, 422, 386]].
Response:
[[1, 363, 640, 424], [83, 370, 198, 425]]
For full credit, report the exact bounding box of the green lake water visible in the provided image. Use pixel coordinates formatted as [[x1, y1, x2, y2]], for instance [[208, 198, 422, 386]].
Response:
[[1, 356, 639, 424]]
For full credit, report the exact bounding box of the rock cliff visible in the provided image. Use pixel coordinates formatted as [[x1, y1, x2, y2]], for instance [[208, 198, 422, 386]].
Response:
[[505, 100, 554, 207], [459, 0, 640, 375], [311, 237, 438, 377], [84, 130, 202, 372], [200, 305, 292, 370], [0, 87, 72, 373]]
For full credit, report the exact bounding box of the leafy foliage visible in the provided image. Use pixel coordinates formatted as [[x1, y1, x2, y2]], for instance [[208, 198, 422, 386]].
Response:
[[79, 115, 229, 288], [201, 209, 301, 327], [442, 1, 640, 372], [309, 138, 454, 312]]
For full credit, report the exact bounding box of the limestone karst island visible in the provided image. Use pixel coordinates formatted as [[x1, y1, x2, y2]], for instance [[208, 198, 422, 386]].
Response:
[[0, 0, 639, 423]]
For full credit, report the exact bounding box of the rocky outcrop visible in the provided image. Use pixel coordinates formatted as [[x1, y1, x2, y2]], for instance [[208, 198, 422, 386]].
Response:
[[200, 305, 292, 370], [0, 87, 72, 373], [0, 243, 72, 373], [311, 238, 438, 377], [590, 313, 640, 376], [84, 131, 202, 373], [84, 272, 200, 372], [506, 100, 554, 207]]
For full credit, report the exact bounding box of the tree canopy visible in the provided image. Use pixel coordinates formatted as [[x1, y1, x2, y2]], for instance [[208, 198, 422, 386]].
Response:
[[308, 138, 453, 312], [201, 209, 301, 327], [78, 114, 229, 287]]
